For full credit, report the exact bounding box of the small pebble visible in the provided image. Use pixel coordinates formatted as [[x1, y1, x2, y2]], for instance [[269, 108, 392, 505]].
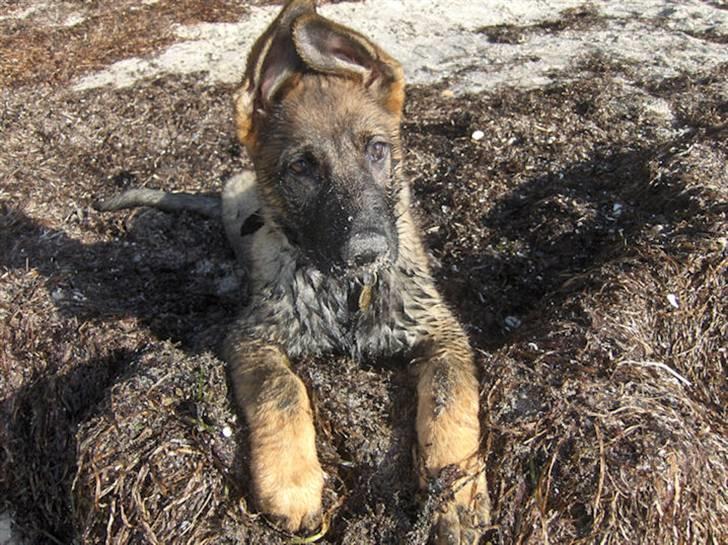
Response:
[[222, 425, 233, 438], [71, 290, 87, 302], [440, 89, 455, 98], [471, 130, 485, 141], [667, 293, 679, 309], [505, 315, 522, 329], [612, 202, 623, 216]]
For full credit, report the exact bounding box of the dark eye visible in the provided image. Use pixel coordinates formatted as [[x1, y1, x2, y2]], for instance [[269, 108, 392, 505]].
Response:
[[367, 140, 390, 163], [288, 158, 310, 176]]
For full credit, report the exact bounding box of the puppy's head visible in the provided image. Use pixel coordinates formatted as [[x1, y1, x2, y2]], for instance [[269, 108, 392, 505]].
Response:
[[234, 0, 406, 276]]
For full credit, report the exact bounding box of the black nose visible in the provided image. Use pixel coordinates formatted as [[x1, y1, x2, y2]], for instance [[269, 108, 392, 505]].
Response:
[[346, 230, 389, 266]]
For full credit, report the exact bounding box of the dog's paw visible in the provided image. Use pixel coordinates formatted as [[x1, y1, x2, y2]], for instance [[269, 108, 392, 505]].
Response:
[[253, 447, 324, 533], [432, 461, 490, 545]]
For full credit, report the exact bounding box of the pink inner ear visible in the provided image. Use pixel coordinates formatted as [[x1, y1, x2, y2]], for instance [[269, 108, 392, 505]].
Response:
[[331, 46, 364, 67], [259, 33, 299, 105], [319, 32, 371, 71], [259, 67, 281, 105]]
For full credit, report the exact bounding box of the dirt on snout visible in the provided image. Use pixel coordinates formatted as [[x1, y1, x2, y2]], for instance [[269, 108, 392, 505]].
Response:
[[1, 1, 727, 544]]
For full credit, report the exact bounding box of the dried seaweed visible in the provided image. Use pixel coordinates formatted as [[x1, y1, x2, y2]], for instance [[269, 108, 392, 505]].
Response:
[[1, 9, 726, 545]]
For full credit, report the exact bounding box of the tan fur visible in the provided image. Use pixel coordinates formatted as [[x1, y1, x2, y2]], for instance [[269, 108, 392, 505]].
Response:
[[225, 339, 324, 531], [247, 377, 323, 532], [416, 356, 480, 474], [233, 88, 255, 149], [415, 339, 490, 537]]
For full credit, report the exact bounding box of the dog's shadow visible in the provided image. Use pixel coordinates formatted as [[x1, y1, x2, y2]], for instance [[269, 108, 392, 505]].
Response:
[[1, 203, 238, 344], [0, 129, 710, 543]]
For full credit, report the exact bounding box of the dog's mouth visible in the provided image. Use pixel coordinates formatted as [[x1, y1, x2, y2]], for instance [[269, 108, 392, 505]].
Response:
[[342, 252, 392, 279], [311, 246, 393, 280], [346, 269, 382, 313]]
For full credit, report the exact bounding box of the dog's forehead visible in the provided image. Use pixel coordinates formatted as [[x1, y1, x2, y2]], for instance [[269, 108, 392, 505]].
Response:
[[280, 75, 398, 138]]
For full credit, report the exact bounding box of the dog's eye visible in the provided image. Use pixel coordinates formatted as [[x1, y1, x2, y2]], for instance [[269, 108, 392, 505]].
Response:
[[367, 140, 390, 163], [288, 158, 310, 176]]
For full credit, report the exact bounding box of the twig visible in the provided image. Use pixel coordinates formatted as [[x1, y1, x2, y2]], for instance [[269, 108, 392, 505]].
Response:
[[617, 360, 692, 386], [592, 422, 606, 526]]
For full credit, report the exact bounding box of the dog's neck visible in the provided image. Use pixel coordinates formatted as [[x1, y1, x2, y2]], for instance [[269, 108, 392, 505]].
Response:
[[241, 223, 412, 356]]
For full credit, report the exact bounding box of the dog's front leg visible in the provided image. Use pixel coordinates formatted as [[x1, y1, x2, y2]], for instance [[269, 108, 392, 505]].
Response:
[[225, 337, 323, 532], [415, 320, 490, 544]]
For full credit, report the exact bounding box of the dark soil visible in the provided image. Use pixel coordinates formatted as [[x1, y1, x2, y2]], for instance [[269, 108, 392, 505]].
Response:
[[478, 5, 605, 45], [1, 3, 726, 545]]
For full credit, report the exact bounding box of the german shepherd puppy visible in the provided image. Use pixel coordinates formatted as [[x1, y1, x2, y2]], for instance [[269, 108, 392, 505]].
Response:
[[98, 1, 489, 542]]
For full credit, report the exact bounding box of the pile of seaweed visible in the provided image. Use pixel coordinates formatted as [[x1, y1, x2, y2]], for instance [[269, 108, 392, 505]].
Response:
[[71, 65, 727, 544]]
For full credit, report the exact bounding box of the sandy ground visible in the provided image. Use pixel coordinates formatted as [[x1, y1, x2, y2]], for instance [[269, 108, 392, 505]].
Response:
[[1, 1, 727, 544]]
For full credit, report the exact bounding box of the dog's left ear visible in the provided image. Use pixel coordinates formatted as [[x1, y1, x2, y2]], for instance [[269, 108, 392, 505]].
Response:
[[292, 14, 405, 116]]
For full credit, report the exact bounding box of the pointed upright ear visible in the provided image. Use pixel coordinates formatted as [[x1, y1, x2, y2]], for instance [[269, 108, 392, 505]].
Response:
[[292, 14, 405, 117], [234, 0, 317, 149]]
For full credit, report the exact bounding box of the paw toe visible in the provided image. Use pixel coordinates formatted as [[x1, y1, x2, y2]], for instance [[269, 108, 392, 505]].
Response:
[[300, 507, 323, 532], [433, 470, 491, 545], [434, 509, 461, 545]]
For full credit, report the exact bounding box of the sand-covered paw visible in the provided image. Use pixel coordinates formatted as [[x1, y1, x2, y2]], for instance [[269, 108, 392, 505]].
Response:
[[433, 464, 490, 545]]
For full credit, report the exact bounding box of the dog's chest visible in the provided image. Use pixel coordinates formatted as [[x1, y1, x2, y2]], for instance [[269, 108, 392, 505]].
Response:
[[245, 266, 419, 360]]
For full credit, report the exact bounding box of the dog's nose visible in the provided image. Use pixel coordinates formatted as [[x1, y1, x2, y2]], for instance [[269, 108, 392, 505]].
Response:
[[346, 230, 389, 266]]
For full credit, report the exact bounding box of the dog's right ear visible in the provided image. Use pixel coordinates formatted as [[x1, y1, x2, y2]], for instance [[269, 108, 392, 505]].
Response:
[[292, 14, 405, 118], [234, 0, 316, 149]]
